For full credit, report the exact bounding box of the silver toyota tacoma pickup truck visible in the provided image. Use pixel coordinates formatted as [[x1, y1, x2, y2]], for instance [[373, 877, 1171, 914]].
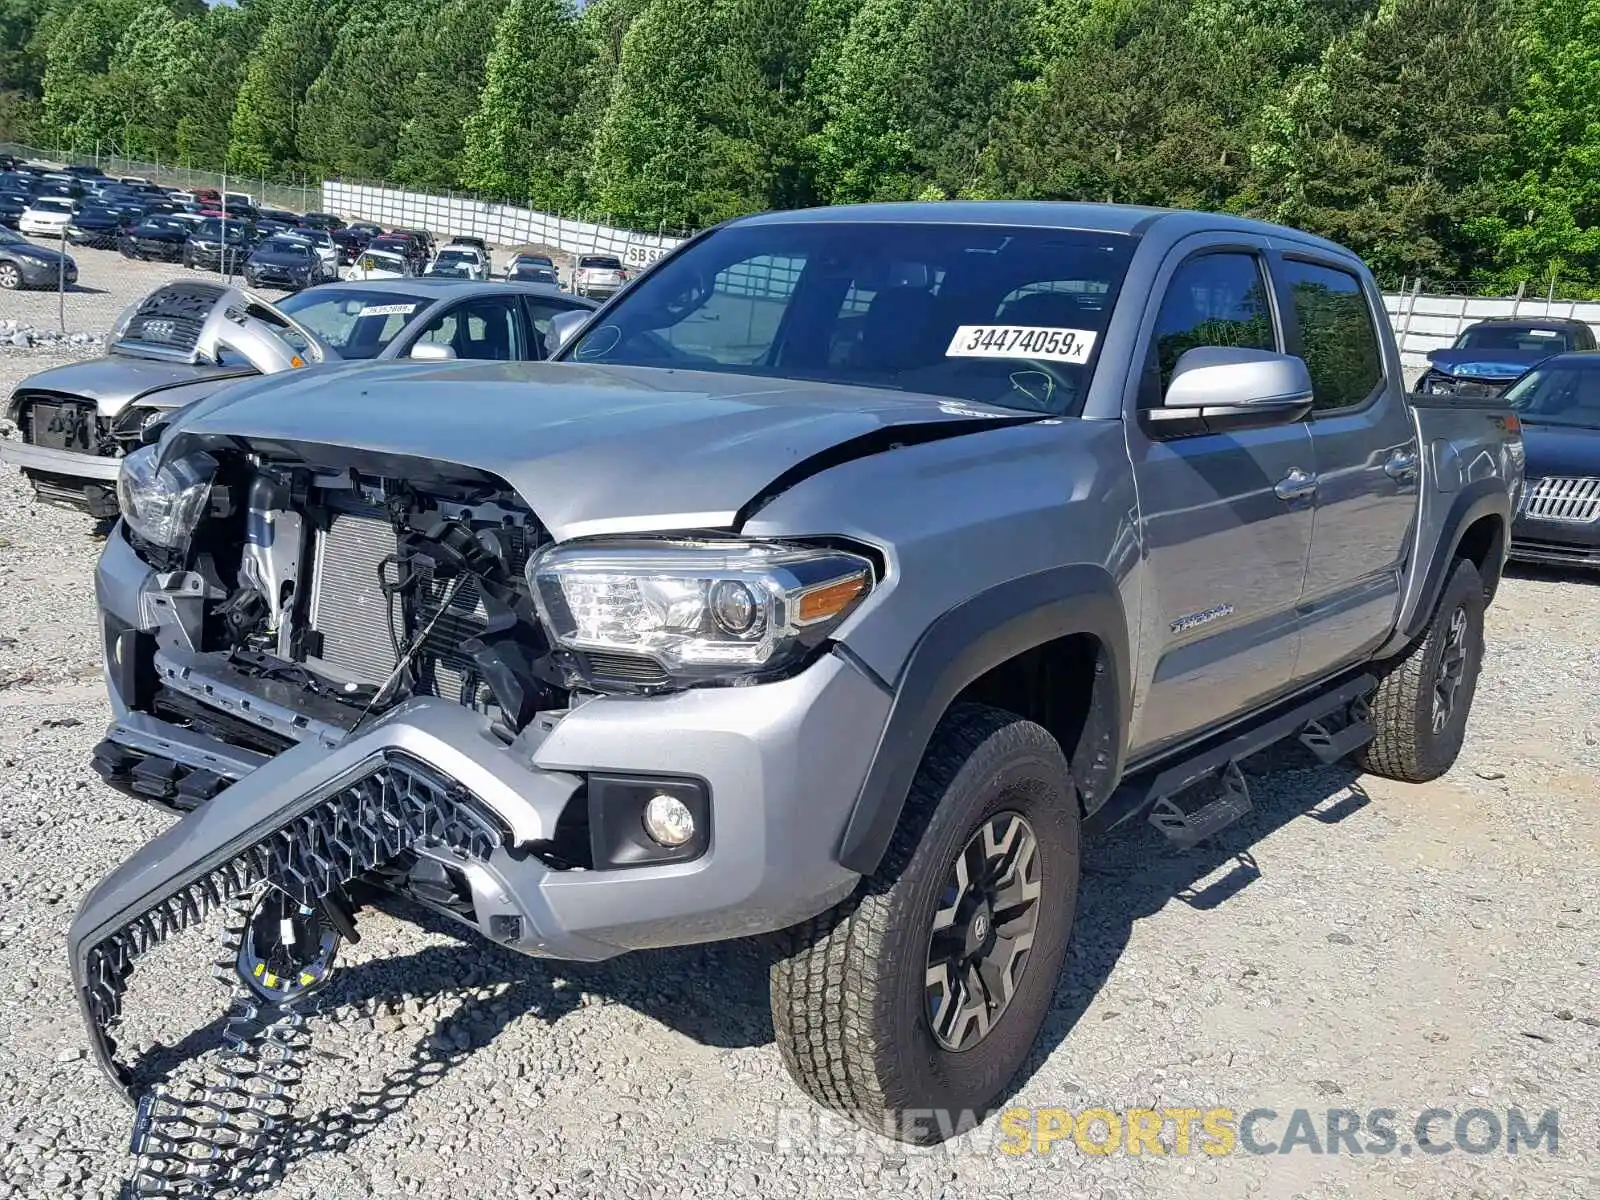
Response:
[[69, 202, 1522, 1190]]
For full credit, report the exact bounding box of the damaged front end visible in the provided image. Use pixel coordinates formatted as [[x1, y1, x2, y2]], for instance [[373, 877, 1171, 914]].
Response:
[[72, 430, 882, 1194]]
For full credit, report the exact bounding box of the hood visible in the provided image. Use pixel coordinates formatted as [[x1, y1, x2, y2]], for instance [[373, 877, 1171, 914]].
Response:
[[5, 242, 70, 264], [1521, 422, 1600, 478], [168, 360, 1039, 540], [249, 248, 316, 267], [1426, 348, 1550, 380], [10, 356, 252, 418]]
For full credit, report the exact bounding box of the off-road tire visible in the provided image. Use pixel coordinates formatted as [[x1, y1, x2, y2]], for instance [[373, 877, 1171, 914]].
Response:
[[1357, 557, 1485, 782], [770, 703, 1081, 1145]]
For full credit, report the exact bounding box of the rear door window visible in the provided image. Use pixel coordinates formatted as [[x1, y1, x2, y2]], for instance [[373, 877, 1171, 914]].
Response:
[[1281, 260, 1384, 412]]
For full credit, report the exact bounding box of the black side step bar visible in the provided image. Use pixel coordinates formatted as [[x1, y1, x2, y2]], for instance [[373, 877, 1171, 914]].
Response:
[[1091, 673, 1377, 846]]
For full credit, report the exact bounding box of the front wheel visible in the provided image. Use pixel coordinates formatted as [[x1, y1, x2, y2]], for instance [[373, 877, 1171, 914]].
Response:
[[1357, 557, 1485, 782], [770, 704, 1080, 1144], [0, 262, 21, 290]]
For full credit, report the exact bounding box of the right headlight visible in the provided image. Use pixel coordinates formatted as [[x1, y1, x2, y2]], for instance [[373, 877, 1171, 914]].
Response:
[[529, 540, 875, 690], [116, 445, 218, 548]]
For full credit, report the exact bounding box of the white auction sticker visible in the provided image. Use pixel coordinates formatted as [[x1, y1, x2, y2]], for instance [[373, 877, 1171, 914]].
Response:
[[359, 303, 418, 317], [946, 325, 1098, 363]]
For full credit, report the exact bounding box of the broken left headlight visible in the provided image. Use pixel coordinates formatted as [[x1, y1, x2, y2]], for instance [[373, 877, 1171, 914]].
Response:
[[529, 539, 874, 688], [116, 444, 218, 547]]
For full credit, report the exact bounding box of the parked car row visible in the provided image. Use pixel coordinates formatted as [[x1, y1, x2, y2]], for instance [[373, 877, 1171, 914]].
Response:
[[3, 159, 632, 298]]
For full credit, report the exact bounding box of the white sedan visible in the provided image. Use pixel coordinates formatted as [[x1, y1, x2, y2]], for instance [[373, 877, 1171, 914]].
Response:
[[18, 197, 76, 238], [423, 246, 488, 281], [346, 248, 413, 280]]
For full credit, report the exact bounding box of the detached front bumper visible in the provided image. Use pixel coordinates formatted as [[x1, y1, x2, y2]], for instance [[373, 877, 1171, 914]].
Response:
[[83, 530, 886, 1054]]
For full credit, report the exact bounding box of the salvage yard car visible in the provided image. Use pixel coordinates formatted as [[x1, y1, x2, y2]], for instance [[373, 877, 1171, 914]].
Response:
[[423, 244, 488, 280], [117, 214, 191, 262], [1413, 316, 1597, 398], [0, 227, 77, 290], [242, 234, 324, 292], [67, 202, 1521, 1194], [181, 216, 252, 273], [1505, 351, 1600, 568], [571, 251, 627, 298], [17, 195, 75, 238], [0, 280, 598, 515], [0, 282, 322, 516]]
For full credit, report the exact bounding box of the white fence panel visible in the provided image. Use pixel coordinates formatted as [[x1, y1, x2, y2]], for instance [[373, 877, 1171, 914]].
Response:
[[319, 181, 688, 266]]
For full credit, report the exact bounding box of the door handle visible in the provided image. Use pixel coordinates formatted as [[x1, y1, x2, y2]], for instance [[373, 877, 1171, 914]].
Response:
[[1385, 449, 1419, 481], [1274, 467, 1317, 501]]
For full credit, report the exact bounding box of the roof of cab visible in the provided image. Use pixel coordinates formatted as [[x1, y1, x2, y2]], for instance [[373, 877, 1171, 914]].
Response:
[[731, 200, 1355, 256]]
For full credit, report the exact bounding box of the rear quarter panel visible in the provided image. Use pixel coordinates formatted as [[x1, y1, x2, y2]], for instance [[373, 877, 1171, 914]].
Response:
[[1387, 394, 1522, 646]]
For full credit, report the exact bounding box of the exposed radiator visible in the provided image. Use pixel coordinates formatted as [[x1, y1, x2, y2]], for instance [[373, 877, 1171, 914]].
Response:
[[25, 397, 99, 452], [305, 510, 533, 702]]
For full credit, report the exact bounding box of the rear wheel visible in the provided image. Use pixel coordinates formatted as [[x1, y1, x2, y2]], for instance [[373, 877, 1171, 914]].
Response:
[[771, 704, 1080, 1144], [1358, 557, 1485, 782]]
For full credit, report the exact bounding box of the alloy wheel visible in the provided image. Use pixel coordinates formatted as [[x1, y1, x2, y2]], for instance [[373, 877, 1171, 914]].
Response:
[[0, 263, 19, 290], [924, 811, 1043, 1052], [1432, 605, 1470, 733]]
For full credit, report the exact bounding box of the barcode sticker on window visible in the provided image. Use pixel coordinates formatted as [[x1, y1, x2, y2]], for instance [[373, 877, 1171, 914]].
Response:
[[946, 325, 1097, 363], [359, 303, 417, 317]]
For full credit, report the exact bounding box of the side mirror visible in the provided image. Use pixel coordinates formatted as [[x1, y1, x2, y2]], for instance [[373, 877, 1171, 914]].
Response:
[[410, 342, 456, 362], [1153, 346, 1314, 432], [545, 308, 590, 357]]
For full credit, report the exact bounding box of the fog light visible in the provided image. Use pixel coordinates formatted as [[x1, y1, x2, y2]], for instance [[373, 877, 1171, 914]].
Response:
[[642, 793, 695, 847]]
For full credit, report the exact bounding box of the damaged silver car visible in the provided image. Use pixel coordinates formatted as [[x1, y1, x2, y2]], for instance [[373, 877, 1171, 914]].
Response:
[[69, 202, 1515, 1196], [0, 281, 322, 517]]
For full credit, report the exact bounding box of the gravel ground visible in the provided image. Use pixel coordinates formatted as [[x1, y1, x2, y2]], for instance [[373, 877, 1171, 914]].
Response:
[[0, 351, 1595, 1199]]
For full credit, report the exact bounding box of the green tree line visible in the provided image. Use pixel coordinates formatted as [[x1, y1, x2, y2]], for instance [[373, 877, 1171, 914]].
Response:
[[2, 0, 1599, 289]]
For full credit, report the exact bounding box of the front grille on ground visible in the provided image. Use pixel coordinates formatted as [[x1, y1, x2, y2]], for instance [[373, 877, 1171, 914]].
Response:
[[1522, 475, 1600, 524], [306, 510, 535, 701]]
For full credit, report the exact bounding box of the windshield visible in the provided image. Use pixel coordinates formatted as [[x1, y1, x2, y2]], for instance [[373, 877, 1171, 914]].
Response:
[[138, 218, 186, 234], [0, 228, 23, 245], [33, 198, 73, 213], [1505, 362, 1600, 428], [580, 256, 622, 270], [274, 289, 429, 359], [261, 238, 313, 256], [435, 250, 476, 264], [194, 218, 249, 242], [565, 222, 1135, 413], [1456, 325, 1576, 353]]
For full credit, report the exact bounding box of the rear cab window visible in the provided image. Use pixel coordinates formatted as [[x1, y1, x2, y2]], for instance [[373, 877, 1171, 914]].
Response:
[[565, 221, 1137, 414]]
